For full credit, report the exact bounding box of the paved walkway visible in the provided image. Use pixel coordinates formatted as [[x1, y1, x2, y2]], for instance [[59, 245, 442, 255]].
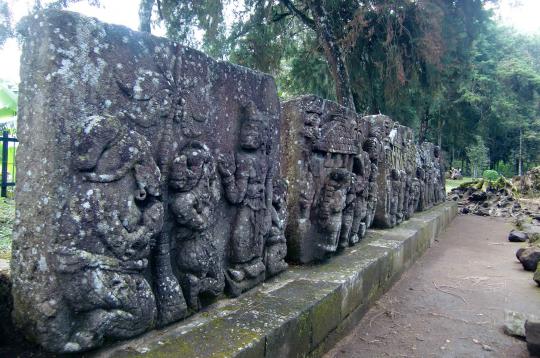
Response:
[[325, 215, 539, 358]]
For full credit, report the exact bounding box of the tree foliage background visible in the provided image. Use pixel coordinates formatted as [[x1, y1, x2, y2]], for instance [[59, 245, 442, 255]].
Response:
[[2, 0, 540, 176]]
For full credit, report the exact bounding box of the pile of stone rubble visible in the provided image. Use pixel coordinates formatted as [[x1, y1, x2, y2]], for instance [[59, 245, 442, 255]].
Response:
[[447, 183, 540, 223]]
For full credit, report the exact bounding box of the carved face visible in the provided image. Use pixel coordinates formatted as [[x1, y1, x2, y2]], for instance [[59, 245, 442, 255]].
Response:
[[240, 118, 265, 150], [170, 147, 208, 191], [303, 112, 321, 141]]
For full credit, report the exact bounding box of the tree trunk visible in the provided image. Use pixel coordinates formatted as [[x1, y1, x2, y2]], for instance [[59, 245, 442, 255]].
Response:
[[138, 0, 154, 33], [518, 127, 523, 177], [519, 127, 524, 192], [437, 117, 443, 148], [419, 107, 429, 143], [308, 0, 355, 111]]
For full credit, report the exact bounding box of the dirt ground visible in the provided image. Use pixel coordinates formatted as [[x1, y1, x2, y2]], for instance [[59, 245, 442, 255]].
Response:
[[325, 215, 540, 358]]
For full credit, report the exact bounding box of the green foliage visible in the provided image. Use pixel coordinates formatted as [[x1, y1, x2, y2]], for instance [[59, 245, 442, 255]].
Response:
[[0, 0, 11, 47], [482, 169, 500, 182], [466, 136, 489, 178], [0, 80, 17, 119], [495, 160, 514, 178]]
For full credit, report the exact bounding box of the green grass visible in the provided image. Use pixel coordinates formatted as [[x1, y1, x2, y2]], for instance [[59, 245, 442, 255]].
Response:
[[446, 177, 474, 193], [0, 198, 14, 260]]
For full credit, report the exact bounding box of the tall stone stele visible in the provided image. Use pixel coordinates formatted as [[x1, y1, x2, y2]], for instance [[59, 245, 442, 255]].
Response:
[[12, 10, 284, 353]]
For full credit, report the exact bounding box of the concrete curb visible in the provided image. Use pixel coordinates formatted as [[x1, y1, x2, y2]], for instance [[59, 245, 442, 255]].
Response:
[[96, 202, 458, 358]]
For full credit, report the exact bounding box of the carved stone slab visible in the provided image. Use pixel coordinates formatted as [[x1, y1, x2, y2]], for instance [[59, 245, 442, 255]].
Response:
[[281, 98, 445, 263], [12, 10, 283, 353], [280, 96, 375, 263]]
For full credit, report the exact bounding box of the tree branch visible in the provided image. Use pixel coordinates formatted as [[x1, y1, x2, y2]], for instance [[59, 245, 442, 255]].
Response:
[[272, 11, 291, 22], [279, 0, 315, 29]]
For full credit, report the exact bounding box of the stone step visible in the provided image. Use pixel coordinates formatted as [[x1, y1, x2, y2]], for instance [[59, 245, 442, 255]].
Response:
[[95, 202, 457, 358]]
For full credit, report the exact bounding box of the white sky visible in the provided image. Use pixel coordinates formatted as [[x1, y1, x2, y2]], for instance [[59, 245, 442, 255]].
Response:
[[1, 0, 540, 84]]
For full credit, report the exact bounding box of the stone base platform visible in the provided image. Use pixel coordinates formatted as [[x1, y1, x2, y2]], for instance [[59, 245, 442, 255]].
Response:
[[96, 202, 457, 358]]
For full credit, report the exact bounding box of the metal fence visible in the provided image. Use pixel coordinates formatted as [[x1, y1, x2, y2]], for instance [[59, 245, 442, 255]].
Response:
[[1, 131, 17, 197]]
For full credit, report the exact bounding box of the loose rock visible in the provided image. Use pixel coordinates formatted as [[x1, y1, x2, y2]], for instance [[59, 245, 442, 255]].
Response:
[[508, 230, 529, 243], [517, 247, 540, 271], [503, 310, 527, 338], [526, 318, 540, 356]]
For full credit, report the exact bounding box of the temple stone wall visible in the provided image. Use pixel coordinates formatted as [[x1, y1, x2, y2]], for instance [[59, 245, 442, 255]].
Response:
[[12, 10, 445, 353]]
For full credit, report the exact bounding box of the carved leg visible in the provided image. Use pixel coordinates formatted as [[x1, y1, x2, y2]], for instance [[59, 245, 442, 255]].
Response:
[[181, 273, 201, 311], [153, 232, 187, 327], [339, 207, 354, 249]]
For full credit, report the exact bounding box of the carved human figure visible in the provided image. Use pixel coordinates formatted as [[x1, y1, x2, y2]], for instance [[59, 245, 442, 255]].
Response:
[[317, 168, 351, 255], [298, 108, 322, 220], [416, 166, 426, 210], [265, 178, 289, 276], [389, 169, 401, 226], [403, 173, 412, 220], [217, 102, 272, 296], [368, 165, 380, 224], [433, 146, 445, 204], [55, 115, 164, 351], [426, 165, 434, 207], [169, 141, 224, 311], [341, 151, 371, 247], [364, 123, 382, 229], [409, 177, 421, 215], [339, 175, 357, 249], [396, 169, 407, 223]]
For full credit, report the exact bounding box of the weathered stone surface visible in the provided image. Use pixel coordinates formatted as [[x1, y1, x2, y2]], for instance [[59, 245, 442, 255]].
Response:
[[535, 266, 540, 286], [13, 10, 282, 353], [526, 318, 540, 356], [280, 97, 445, 263], [509, 230, 529, 242]]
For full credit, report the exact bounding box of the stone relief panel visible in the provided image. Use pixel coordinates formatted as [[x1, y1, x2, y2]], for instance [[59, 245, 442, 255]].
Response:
[[364, 115, 445, 229], [13, 10, 281, 353], [280, 96, 376, 263], [281, 98, 446, 264]]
